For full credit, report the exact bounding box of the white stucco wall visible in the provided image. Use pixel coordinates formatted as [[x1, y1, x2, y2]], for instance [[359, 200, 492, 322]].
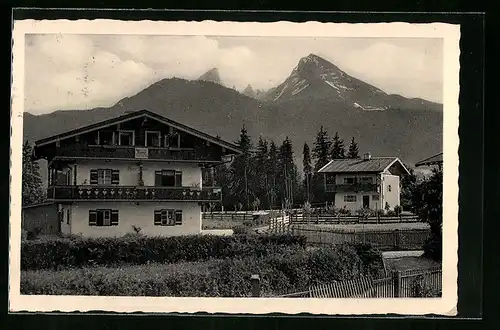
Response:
[[73, 160, 202, 187], [334, 192, 382, 211], [381, 174, 400, 210], [70, 201, 202, 237]]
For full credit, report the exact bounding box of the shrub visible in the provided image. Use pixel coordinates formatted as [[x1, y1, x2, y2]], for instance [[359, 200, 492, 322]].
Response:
[[21, 232, 308, 271], [21, 243, 381, 297], [423, 236, 442, 261]]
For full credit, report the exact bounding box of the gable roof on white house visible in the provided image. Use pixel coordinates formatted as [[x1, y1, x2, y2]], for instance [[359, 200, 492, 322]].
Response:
[[318, 156, 410, 175]]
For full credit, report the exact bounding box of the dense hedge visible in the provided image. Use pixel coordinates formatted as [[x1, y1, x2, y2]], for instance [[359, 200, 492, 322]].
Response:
[[21, 243, 381, 297], [21, 233, 307, 271]]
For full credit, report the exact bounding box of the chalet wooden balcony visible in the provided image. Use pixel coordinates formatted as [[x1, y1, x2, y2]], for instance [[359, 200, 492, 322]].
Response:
[[54, 145, 220, 162], [325, 183, 379, 193], [47, 185, 222, 202]]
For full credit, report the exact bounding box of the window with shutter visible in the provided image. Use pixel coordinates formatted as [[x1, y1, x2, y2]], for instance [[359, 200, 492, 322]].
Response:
[[110, 210, 119, 226], [89, 210, 97, 226], [90, 170, 98, 185], [103, 210, 111, 226], [97, 169, 112, 185], [154, 210, 162, 225], [111, 170, 120, 185], [175, 171, 182, 187], [175, 210, 183, 225], [154, 209, 177, 226], [154, 171, 162, 187]]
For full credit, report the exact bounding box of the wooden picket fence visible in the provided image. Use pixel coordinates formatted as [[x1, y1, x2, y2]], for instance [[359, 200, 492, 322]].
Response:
[[289, 225, 431, 251], [202, 210, 282, 223], [268, 213, 291, 234], [271, 267, 442, 298]]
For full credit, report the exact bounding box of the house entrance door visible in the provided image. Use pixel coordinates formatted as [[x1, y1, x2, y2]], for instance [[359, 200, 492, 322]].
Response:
[[362, 195, 370, 209]]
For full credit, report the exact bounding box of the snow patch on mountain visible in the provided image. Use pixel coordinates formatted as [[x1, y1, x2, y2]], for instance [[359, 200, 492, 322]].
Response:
[[353, 102, 387, 111], [324, 80, 340, 91], [292, 83, 309, 96], [274, 83, 288, 101]]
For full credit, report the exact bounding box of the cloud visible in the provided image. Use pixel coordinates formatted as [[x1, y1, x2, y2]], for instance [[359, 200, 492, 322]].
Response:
[[24, 34, 443, 114]]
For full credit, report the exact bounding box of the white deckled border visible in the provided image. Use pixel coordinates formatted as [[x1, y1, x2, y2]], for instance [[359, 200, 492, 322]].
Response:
[[10, 19, 460, 316]]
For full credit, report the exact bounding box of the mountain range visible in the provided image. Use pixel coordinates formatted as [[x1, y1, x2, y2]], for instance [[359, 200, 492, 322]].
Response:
[[23, 53, 443, 176]]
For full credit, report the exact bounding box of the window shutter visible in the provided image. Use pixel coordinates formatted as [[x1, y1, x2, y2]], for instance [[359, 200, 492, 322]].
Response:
[[111, 210, 119, 226], [154, 171, 162, 187], [154, 210, 162, 226], [175, 171, 182, 187], [111, 170, 120, 185], [89, 210, 97, 226], [175, 210, 183, 225], [90, 170, 98, 185]]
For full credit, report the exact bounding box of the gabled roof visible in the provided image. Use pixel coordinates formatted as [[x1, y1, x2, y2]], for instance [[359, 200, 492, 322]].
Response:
[[34, 109, 242, 154], [415, 152, 443, 167], [318, 157, 410, 175]]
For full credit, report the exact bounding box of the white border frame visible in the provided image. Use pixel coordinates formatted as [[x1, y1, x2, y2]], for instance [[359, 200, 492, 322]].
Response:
[[10, 19, 460, 315]]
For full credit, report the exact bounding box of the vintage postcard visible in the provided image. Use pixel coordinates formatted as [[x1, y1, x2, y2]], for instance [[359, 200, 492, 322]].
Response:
[[10, 19, 460, 315]]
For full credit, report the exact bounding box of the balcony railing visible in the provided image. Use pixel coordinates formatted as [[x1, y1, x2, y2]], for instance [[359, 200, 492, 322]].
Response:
[[54, 145, 221, 162], [325, 183, 379, 193], [47, 185, 222, 202]]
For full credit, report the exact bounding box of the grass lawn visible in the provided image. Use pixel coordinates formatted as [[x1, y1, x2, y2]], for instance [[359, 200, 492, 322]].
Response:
[[384, 256, 441, 272]]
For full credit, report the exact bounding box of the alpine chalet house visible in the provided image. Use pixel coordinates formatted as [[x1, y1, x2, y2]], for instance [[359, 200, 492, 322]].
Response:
[[31, 109, 242, 237], [318, 153, 410, 212]]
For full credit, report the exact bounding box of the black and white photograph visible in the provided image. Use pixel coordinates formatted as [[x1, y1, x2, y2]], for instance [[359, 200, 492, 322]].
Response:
[[10, 20, 460, 315]]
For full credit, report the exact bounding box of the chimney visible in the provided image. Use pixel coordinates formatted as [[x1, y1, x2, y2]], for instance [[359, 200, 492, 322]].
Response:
[[363, 152, 372, 161]]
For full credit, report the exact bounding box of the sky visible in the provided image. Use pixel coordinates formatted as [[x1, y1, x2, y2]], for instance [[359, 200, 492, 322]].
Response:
[[24, 34, 443, 115]]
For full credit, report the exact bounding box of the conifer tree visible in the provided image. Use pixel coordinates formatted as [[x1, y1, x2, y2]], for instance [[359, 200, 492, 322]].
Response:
[[311, 126, 332, 203], [22, 141, 45, 206], [347, 137, 360, 159], [229, 126, 254, 210], [330, 132, 346, 159], [254, 136, 270, 209], [277, 137, 298, 209], [312, 126, 331, 171], [302, 142, 312, 202], [267, 141, 278, 209]]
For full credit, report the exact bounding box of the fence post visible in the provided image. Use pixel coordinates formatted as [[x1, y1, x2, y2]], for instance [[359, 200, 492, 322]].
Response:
[[316, 214, 319, 224], [393, 229, 400, 250], [251, 274, 261, 297], [393, 271, 402, 297]]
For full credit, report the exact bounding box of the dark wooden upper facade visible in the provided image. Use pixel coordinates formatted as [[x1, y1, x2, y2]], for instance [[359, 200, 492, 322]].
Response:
[[33, 110, 242, 164]]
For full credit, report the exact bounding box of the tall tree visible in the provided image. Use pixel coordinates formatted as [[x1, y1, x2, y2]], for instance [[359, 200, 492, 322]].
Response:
[[347, 137, 360, 159], [312, 126, 331, 171], [311, 126, 332, 203], [22, 141, 45, 206], [228, 126, 254, 210], [400, 165, 418, 210], [411, 167, 443, 261], [302, 142, 312, 202], [253, 136, 270, 209], [277, 137, 298, 209], [267, 140, 279, 209], [330, 132, 346, 159]]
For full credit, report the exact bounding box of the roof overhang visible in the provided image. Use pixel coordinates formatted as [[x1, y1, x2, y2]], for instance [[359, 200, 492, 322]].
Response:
[[34, 109, 243, 155], [415, 152, 443, 167], [384, 158, 411, 176]]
